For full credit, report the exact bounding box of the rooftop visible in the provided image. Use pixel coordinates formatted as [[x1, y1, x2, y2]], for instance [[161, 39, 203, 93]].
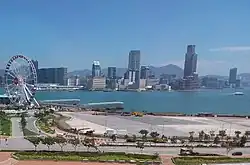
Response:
[[93, 61, 100, 65]]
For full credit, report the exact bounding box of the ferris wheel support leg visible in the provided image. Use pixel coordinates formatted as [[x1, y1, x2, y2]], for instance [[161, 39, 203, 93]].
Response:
[[33, 98, 40, 107]]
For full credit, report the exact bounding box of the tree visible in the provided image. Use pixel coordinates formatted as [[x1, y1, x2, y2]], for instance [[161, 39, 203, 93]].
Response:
[[150, 131, 160, 139], [209, 130, 215, 139], [69, 138, 80, 151], [244, 131, 250, 138], [225, 141, 234, 156], [204, 134, 210, 142], [41, 136, 55, 150], [219, 130, 227, 140], [132, 134, 136, 142], [188, 131, 195, 142], [136, 141, 144, 153], [82, 137, 100, 152], [26, 137, 41, 151], [110, 134, 117, 142], [213, 135, 220, 144], [235, 131, 241, 139], [139, 129, 149, 141], [170, 136, 178, 144], [198, 130, 205, 141], [82, 138, 91, 151], [20, 113, 27, 129], [239, 135, 247, 147], [54, 136, 67, 151]]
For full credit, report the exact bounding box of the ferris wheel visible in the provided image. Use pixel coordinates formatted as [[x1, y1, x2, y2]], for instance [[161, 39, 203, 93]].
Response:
[[4, 54, 39, 107]]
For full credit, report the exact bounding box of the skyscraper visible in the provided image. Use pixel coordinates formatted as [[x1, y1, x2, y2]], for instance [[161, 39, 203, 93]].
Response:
[[108, 67, 116, 79], [183, 45, 199, 90], [128, 50, 140, 71], [92, 61, 101, 77], [184, 45, 197, 78], [127, 50, 141, 89], [140, 66, 149, 79], [229, 68, 237, 84], [38, 67, 67, 85]]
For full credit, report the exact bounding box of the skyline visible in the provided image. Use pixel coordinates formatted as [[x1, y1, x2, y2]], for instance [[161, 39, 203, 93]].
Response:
[[0, 0, 250, 75]]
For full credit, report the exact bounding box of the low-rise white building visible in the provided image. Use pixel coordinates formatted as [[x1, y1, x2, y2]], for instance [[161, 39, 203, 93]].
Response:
[[88, 77, 106, 90]]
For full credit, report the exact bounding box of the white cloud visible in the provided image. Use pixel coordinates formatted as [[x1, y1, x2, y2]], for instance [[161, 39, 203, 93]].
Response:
[[209, 46, 250, 52]]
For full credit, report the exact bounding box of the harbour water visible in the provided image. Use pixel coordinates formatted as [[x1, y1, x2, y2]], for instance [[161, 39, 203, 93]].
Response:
[[1, 88, 250, 115]]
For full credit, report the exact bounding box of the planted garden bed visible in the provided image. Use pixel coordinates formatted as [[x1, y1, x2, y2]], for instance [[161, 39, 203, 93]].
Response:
[[173, 156, 250, 165], [13, 151, 161, 163]]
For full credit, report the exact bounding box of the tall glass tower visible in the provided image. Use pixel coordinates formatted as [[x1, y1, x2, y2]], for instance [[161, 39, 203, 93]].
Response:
[[92, 61, 101, 77]]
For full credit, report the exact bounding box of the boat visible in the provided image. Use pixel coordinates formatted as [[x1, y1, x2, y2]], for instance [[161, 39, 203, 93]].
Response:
[[233, 92, 244, 96]]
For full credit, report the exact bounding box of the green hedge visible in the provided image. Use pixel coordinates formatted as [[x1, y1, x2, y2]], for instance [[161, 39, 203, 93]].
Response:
[[14, 151, 160, 162], [174, 157, 250, 165]]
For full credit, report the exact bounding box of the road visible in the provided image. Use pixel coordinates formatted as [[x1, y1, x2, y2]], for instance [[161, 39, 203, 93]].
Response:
[[0, 137, 249, 155]]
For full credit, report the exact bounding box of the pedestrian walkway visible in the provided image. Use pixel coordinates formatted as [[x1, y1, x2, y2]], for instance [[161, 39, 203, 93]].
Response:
[[11, 118, 23, 137], [161, 155, 175, 165]]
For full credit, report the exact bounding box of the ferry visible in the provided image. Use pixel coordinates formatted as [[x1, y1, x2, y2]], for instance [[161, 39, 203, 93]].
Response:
[[233, 91, 244, 96]]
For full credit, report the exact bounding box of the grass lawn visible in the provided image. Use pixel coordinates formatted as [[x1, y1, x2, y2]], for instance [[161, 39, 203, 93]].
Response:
[[14, 151, 160, 162], [23, 128, 39, 137], [0, 116, 11, 136], [36, 119, 55, 134], [173, 156, 250, 165]]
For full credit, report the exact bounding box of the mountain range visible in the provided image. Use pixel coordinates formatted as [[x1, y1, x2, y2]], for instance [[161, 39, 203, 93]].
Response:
[[67, 64, 184, 78]]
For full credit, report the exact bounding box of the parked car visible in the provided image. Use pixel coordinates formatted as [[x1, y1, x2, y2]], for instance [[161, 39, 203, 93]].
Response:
[[232, 152, 243, 156]]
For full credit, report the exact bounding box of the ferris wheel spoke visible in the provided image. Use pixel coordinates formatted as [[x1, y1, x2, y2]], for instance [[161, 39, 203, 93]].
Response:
[[25, 73, 33, 79], [6, 71, 17, 79], [8, 85, 18, 93], [25, 83, 35, 88], [23, 86, 31, 102], [11, 62, 20, 76]]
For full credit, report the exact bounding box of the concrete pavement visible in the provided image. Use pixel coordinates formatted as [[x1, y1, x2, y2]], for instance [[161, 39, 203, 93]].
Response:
[[11, 118, 23, 137]]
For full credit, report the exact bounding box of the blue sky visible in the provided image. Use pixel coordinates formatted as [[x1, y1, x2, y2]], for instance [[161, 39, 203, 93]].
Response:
[[0, 0, 250, 75]]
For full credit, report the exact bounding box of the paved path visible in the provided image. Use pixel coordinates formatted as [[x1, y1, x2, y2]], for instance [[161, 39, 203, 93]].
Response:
[[11, 118, 23, 137], [26, 117, 40, 134], [161, 155, 175, 165]]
